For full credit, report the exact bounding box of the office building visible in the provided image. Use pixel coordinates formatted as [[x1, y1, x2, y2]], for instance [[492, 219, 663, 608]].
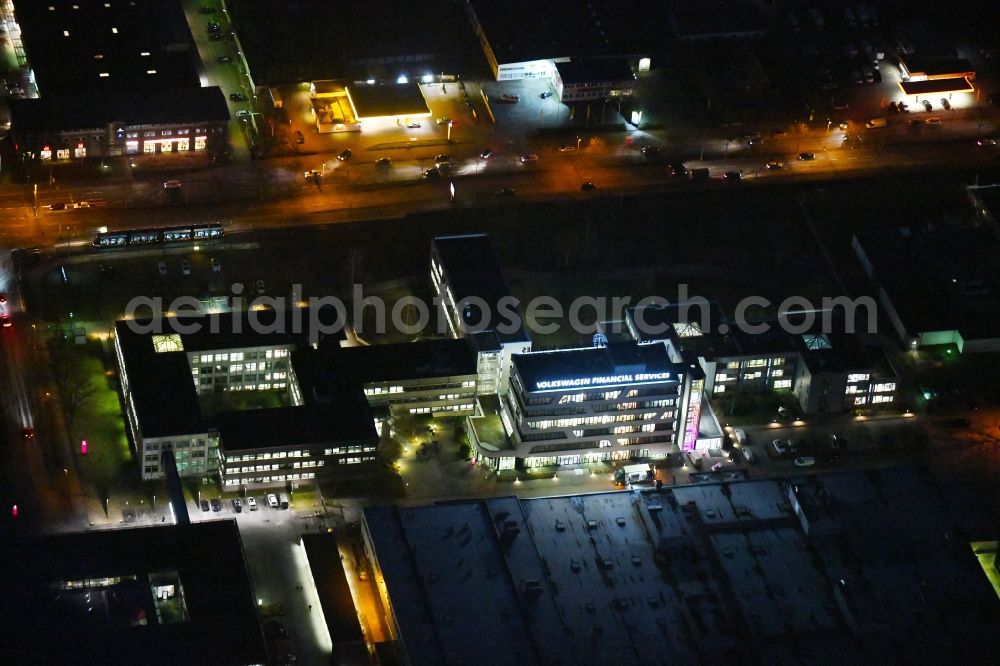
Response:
[[0, 520, 267, 665], [362, 468, 1000, 665], [493, 341, 707, 469], [113, 310, 378, 488], [431, 233, 531, 394], [627, 304, 897, 414], [293, 338, 480, 418]]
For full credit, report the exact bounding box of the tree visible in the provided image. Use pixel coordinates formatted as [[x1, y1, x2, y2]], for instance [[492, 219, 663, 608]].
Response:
[[49, 342, 98, 442]]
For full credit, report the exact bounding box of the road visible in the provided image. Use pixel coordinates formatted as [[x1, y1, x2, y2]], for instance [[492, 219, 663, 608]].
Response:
[[0, 261, 89, 534], [0, 113, 997, 249]]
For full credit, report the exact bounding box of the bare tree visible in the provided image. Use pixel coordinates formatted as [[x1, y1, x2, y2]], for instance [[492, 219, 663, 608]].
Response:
[[50, 343, 98, 442]]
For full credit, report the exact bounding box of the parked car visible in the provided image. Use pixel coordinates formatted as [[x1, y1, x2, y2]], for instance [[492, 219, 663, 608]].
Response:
[[940, 98, 951, 110], [922, 99, 933, 112], [406, 121, 421, 128], [500, 94, 519, 102], [771, 439, 788, 456], [337, 148, 352, 161], [255, 279, 265, 295], [267, 493, 279, 509], [740, 447, 755, 464], [246, 497, 257, 511], [232, 498, 243, 513], [793, 456, 816, 467], [181, 260, 191, 275], [236, 110, 251, 118], [200, 499, 210, 511], [216, 55, 233, 64], [229, 92, 247, 102], [211, 257, 221, 272], [210, 498, 222, 512], [540, 91, 554, 99]]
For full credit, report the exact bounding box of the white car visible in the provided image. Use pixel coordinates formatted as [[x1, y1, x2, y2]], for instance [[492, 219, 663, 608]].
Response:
[[266, 493, 279, 509], [246, 497, 257, 511], [793, 456, 816, 467]]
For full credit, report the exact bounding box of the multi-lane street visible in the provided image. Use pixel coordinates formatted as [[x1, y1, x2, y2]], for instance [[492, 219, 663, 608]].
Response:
[[0, 112, 997, 248]]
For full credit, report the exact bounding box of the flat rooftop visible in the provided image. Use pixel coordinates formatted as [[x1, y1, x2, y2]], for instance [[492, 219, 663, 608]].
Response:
[[899, 77, 975, 95], [15, 0, 200, 95], [365, 467, 1000, 664], [296, 338, 478, 390], [345, 83, 430, 120], [115, 321, 205, 438], [230, 0, 469, 85], [213, 403, 376, 452], [854, 224, 1000, 340], [0, 521, 266, 665], [468, 0, 662, 65], [432, 233, 529, 343], [10, 88, 230, 133], [512, 341, 677, 392], [555, 58, 635, 85]]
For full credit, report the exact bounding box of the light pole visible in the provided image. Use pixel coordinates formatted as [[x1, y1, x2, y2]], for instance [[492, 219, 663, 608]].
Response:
[[447, 120, 453, 142]]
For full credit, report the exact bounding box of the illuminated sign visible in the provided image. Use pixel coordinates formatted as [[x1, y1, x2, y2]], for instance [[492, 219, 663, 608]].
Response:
[[682, 379, 703, 452], [535, 372, 671, 390]]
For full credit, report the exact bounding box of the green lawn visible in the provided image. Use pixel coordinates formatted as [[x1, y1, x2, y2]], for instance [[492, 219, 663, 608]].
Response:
[[60, 341, 135, 494]]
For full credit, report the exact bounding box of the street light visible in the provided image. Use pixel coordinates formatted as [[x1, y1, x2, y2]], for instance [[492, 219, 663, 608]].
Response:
[[447, 120, 453, 142]]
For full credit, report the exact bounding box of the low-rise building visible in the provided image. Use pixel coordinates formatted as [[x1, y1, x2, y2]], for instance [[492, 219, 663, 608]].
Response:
[[293, 338, 481, 418], [626, 304, 897, 414], [553, 59, 635, 103], [360, 468, 1000, 665], [431, 233, 531, 393], [854, 224, 1000, 353], [113, 310, 378, 488]]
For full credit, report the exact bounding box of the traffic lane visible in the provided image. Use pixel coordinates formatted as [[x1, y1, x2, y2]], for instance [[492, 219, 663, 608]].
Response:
[[4, 136, 1000, 247]]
